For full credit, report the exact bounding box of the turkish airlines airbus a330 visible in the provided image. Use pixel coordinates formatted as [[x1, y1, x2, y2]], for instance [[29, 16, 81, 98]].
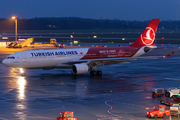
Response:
[[3, 19, 163, 76]]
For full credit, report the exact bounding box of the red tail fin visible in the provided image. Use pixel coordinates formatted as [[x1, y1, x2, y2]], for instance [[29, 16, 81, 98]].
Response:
[[129, 19, 160, 47]]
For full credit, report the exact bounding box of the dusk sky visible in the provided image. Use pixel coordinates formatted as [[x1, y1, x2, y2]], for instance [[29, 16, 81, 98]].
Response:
[[0, 0, 180, 21]]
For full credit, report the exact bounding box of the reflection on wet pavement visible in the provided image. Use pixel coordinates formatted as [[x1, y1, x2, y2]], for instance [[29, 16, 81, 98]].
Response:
[[0, 48, 180, 119], [17, 77, 26, 100]]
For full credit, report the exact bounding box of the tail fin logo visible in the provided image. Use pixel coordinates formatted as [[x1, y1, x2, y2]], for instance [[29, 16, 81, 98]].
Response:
[[141, 27, 155, 45]]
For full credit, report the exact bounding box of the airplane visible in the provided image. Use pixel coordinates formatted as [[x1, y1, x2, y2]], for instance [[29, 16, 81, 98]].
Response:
[[3, 19, 161, 76]]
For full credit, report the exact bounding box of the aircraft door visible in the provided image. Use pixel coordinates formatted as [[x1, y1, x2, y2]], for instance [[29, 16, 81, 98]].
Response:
[[21, 54, 27, 62]]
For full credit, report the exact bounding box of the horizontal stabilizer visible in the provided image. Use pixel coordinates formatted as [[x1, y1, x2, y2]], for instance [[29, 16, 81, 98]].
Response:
[[163, 51, 175, 58]]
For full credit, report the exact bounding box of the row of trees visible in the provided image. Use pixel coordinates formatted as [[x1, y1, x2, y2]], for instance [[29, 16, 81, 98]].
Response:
[[0, 17, 180, 30]]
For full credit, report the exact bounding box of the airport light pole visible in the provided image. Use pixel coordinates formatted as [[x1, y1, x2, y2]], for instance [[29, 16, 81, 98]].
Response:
[[11, 16, 17, 42]]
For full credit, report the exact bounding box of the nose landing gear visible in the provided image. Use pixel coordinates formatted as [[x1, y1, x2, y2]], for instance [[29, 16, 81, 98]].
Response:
[[20, 68, 26, 76], [21, 73, 26, 76]]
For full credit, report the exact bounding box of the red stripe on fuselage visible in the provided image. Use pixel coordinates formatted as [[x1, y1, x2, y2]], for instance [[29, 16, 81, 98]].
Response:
[[80, 46, 141, 60]]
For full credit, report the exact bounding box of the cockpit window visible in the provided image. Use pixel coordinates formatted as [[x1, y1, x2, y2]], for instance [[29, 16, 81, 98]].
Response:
[[7, 56, 15, 59]]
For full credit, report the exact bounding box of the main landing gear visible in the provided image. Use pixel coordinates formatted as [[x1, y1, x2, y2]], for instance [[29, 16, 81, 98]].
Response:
[[90, 64, 102, 76], [90, 70, 102, 76]]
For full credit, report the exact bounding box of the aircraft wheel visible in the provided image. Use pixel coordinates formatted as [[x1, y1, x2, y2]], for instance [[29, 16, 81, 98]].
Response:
[[97, 70, 102, 75], [90, 71, 97, 75], [21, 73, 26, 76]]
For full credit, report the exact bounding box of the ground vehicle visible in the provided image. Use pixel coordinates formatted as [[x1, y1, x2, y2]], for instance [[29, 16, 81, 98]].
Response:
[[169, 89, 180, 97], [152, 88, 164, 98], [173, 95, 180, 103], [6, 42, 16, 48], [147, 105, 170, 119], [165, 87, 178, 97], [170, 105, 180, 116], [160, 96, 173, 106], [56, 111, 77, 120]]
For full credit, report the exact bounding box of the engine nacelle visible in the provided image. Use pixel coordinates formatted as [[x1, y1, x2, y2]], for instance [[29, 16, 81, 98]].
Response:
[[71, 64, 89, 74]]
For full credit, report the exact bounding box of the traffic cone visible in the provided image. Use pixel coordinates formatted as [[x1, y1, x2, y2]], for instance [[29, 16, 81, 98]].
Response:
[[169, 115, 171, 120]]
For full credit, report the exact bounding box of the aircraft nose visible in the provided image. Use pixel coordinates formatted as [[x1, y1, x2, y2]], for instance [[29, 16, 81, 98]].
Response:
[[2, 59, 9, 66]]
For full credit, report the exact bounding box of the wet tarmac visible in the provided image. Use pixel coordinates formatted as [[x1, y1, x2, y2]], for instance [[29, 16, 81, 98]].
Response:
[[0, 45, 180, 120]]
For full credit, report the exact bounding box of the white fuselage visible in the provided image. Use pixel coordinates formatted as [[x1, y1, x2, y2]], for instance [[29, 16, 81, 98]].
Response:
[[2, 48, 89, 69]]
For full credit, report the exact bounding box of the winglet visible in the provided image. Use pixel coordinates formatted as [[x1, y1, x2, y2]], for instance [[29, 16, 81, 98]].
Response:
[[163, 51, 175, 58]]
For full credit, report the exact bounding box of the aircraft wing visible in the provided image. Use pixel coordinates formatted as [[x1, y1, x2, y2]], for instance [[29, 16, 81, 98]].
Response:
[[62, 57, 137, 66], [62, 51, 175, 66]]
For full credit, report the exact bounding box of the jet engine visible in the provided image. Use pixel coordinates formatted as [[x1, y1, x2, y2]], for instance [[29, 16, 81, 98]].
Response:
[[144, 47, 151, 53], [71, 64, 89, 74]]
